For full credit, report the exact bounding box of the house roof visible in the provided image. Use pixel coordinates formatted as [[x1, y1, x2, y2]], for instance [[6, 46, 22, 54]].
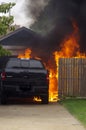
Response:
[[0, 27, 40, 47]]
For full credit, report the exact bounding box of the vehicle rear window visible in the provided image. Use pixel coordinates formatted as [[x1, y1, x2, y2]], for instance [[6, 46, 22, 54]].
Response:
[[29, 60, 43, 68], [21, 60, 29, 68], [6, 58, 44, 69], [6, 58, 20, 68]]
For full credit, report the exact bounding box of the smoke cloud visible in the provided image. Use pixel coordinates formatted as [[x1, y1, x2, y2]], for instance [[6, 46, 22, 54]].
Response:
[[26, 0, 86, 54], [25, 0, 49, 22]]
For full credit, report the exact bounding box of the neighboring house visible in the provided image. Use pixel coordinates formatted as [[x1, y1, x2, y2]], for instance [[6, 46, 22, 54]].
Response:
[[0, 27, 40, 55]]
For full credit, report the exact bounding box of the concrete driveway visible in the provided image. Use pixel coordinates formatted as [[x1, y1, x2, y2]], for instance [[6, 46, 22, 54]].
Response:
[[0, 103, 85, 130]]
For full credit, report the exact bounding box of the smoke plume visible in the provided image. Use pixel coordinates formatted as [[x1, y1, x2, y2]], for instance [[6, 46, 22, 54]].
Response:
[[25, 0, 49, 22], [24, 0, 86, 60]]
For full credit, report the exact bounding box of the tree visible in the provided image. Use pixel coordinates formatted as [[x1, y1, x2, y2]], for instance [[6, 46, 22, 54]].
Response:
[[0, 2, 16, 36], [0, 2, 15, 56], [0, 45, 11, 56]]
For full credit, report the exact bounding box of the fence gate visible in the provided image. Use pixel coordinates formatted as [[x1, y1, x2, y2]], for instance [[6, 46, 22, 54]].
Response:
[[58, 58, 86, 98]]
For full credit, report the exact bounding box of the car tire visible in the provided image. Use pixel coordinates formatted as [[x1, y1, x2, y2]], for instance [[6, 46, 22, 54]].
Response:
[[0, 86, 7, 105], [41, 95, 49, 104]]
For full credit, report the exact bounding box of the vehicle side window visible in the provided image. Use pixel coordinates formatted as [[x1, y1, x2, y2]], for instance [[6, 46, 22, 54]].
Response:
[[6, 59, 20, 68], [29, 60, 43, 68]]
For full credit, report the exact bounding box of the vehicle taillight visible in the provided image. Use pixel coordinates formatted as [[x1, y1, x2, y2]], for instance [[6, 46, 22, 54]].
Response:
[[1, 72, 6, 80]]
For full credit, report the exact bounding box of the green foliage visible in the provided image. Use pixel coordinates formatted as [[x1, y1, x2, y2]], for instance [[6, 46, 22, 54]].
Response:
[[0, 2, 15, 36], [0, 2, 15, 14], [62, 99, 86, 127], [0, 16, 14, 35], [0, 45, 11, 56]]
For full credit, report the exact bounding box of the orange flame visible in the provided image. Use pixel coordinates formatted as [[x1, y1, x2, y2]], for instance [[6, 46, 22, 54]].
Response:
[[50, 21, 86, 102], [33, 97, 42, 102], [17, 22, 86, 103], [54, 22, 86, 60], [18, 48, 32, 59], [49, 69, 58, 102]]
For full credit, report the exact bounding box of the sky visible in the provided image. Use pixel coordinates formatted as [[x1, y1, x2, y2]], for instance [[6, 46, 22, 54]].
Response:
[[0, 0, 32, 27]]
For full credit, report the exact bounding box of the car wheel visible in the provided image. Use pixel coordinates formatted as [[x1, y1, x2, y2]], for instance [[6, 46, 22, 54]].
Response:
[[41, 95, 49, 104], [0, 87, 7, 105]]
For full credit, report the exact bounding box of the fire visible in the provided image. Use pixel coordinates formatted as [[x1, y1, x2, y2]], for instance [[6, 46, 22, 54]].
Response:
[[17, 22, 86, 103], [54, 21, 86, 58], [52, 22, 86, 102], [18, 48, 32, 59], [54, 22, 86, 60], [49, 69, 58, 102], [33, 97, 42, 102]]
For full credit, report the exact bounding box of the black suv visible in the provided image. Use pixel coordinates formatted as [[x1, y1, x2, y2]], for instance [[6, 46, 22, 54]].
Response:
[[0, 56, 49, 104]]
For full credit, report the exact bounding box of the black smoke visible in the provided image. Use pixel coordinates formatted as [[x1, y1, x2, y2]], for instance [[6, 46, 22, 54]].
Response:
[[25, 0, 49, 20], [26, 0, 86, 59]]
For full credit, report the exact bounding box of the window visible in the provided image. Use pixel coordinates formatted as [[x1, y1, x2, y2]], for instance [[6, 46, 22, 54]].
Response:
[[6, 58, 44, 69], [21, 60, 29, 68], [29, 60, 43, 68], [6, 58, 20, 68]]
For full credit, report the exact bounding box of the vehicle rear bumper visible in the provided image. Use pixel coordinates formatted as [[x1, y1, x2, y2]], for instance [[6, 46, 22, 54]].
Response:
[[2, 84, 49, 98]]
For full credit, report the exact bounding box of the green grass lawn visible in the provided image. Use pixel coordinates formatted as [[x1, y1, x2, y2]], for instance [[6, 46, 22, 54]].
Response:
[[61, 99, 86, 127]]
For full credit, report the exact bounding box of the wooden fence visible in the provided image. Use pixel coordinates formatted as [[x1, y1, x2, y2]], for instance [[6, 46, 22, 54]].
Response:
[[58, 58, 86, 98]]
